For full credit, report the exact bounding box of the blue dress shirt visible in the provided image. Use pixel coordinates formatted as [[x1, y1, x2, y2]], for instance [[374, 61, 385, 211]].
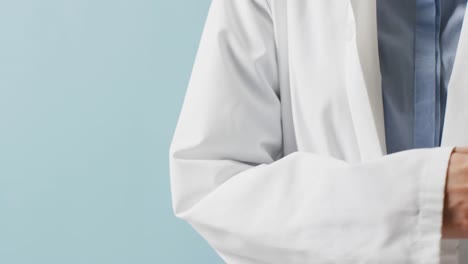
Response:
[[377, 0, 468, 154]]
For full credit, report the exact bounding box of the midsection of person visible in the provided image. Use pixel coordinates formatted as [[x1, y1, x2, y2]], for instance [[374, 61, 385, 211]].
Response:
[[170, 1, 468, 263]]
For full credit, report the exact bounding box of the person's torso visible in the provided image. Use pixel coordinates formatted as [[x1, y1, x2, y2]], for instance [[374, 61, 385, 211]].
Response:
[[267, 1, 468, 262]]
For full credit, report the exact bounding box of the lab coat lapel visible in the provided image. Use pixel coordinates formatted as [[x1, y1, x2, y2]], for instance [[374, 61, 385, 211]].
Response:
[[346, 0, 387, 160], [441, 5, 468, 147]]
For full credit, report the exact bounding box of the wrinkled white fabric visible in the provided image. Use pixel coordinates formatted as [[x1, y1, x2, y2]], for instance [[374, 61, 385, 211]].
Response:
[[169, 0, 468, 263]]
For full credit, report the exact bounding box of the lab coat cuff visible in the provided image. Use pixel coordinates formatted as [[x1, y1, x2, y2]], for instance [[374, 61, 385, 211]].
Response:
[[413, 146, 455, 263]]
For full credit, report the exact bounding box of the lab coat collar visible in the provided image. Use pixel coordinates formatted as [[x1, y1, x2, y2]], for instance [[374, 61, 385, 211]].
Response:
[[346, 0, 387, 160], [440, 3, 468, 147]]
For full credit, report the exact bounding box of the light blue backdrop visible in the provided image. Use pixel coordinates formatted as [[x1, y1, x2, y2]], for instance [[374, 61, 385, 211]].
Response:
[[0, 0, 223, 263]]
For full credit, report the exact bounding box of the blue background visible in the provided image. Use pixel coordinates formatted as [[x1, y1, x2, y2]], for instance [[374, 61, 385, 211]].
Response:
[[0, 0, 223, 263]]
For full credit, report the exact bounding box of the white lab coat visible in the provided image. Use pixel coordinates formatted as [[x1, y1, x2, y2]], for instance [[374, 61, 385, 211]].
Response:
[[169, 0, 468, 263]]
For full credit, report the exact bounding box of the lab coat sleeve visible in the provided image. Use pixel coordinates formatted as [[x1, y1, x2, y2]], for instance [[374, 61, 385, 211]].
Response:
[[169, 0, 455, 262]]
